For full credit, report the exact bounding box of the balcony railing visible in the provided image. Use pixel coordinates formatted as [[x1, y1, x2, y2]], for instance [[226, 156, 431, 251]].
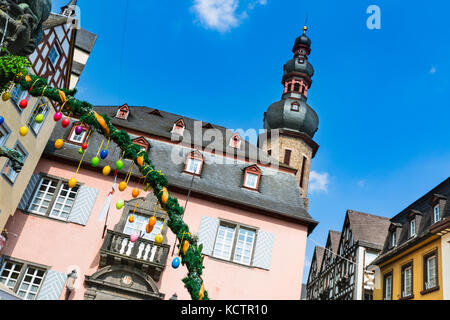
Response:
[[100, 230, 170, 281]]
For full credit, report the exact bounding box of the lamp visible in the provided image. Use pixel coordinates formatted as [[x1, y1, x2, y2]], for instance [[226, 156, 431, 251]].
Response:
[[65, 270, 77, 300]]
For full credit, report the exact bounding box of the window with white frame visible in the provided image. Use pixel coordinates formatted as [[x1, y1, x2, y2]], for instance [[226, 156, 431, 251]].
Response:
[[68, 124, 88, 144], [48, 45, 60, 66], [402, 264, 413, 298], [391, 231, 396, 248], [2, 142, 28, 184], [29, 99, 50, 135], [185, 157, 202, 175], [244, 173, 258, 189], [123, 213, 164, 242], [28, 177, 79, 221], [433, 204, 440, 224], [0, 259, 46, 300], [0, 121, 11, 147], [424, 252, 438, 290], [212, 221, 256, 266], [384, 273, 392, 300], [410, 219, 416, 237]]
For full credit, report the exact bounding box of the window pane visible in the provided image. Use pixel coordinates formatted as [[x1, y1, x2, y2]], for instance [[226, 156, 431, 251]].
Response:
[[213, 224, 235, 260], [18, 267, 45, 300], [50, 184, 78, 220], [244, 173, 258, 189], [30, 178, 56, 215], [0, 261, 23, 290], [233, 228, 255, 265]]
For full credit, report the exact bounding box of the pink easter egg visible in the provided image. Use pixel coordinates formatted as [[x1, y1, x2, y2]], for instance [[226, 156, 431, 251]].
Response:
[[130, 233, 139, 243]]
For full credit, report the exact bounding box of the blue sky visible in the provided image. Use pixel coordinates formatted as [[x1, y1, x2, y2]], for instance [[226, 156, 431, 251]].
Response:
[[52, 0, 450, 284]]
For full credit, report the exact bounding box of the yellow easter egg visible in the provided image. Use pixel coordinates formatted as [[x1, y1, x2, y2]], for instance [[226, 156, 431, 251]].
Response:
[[102, 166, 111, 176], [119, 181, 127, 192], [19, 126, 28, 136], [128, 215, 135, 223], [155, 234, 163, 245], [68, 178, 77, 189], [54, 139, 64, 149]]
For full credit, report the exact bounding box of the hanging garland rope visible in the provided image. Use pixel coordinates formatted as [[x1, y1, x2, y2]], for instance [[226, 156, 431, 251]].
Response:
[[14, 73, 209, 300]]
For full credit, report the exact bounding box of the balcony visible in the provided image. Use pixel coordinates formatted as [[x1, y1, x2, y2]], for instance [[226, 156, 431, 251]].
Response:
[[100, 230, 170, 281]]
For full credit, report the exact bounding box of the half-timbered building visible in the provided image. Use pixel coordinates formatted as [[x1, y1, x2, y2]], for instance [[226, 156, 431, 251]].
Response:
[[306, 210, 390, 300], [306, 246, 324, 299]]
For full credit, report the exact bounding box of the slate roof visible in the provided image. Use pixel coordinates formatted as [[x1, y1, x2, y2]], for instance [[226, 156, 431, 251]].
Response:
[[314, 246, 325, 271], [94, 106, 291, 170], [43, 106, 318, 232], [75, 28, 97, 53], [329, 230, 341, 254], [372, 177, 450, 266], [347, 210, 391, 249]]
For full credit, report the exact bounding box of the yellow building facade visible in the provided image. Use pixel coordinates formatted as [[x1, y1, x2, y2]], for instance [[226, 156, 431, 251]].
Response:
[[374, 235, 443, 300]]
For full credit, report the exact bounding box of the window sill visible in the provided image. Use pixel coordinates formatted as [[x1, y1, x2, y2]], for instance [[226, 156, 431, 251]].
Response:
[[242, 186, 259, 192], [420, 286, 440, 295], [206, 255, 255, 270], [183, 171, 201, 177], [398, 294, 414, 300]]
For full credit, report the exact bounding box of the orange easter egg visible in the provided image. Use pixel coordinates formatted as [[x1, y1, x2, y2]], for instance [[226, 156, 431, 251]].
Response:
[[128, 215, 134, 223], [148, 216, 157, 227], [137, 156, 144, 167], [182, 240, 190, 254], [119, 181, 127, 192], [161, 187, 169, 205], [146, 224, 154, 234], [132, 188, 140, 198]]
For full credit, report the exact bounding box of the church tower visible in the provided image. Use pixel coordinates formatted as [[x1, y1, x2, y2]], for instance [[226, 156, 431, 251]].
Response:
[[259, 26, 319, 207]]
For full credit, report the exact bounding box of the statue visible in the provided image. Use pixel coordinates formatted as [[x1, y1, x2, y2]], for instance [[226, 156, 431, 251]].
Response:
[[0, 146, 24, 172], [0, 0, 52, 56]]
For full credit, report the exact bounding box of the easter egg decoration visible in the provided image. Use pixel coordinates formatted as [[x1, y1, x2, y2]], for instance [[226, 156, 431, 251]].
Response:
[[199, 282, 205, 300], [34, 113, 44, 124], [81, 142, 88, 150], [2, 92, 11, 101], [172, 257, 181, 269], [128, 215, 135, 223], [68, 178, 77, 189], [182, 240, 190, 255], [0, 116, 4, 126], [75, 126, 83, 135], [25, 75, 31, 82], [116, 159, 124, 170], [130, 233, 139, 243], [78, 148, 84, 155], [148, 216, 157, 227], [102, 165, 111, 176], [19, 126, 28, 136], [146, 224, 154, 234], [19, 99, 28, 109], [118, 181, 127, 192], [155, 234, 163, 245], [137, 155, 144, 167], [61, 118, 70, 128], [132, 188, 140, 198], [91, 156, 100, 168], [161, 187, 169, 205], [116, 200, 125, 210], [100, 149, 108, 160], [54, 139, 64, 149], [53, 112, 62, 122]]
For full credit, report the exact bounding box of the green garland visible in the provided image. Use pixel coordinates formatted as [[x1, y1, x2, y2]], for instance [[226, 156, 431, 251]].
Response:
[[16, 74, 209, 300]]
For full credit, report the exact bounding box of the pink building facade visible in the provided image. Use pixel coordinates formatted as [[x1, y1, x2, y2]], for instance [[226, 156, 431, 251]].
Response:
[[0, 29, 320, 300]]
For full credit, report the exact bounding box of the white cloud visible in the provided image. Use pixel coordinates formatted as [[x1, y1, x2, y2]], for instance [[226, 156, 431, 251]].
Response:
[[357, 180, 366, 188], [429, 67, 437, 74], [191, 0, 267, 32], [309, 171, 329, 193]]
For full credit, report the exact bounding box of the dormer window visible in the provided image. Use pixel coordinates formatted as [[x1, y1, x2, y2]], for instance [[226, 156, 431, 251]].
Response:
[[132, 137, 150, 153], [291, 103, 300, 112], [294, 83, 300, 92], [390, 231, 396, 248], [230, 133, 241, 149], [68, 123, 89, 145], [115, 104, 130, 120], [410, 219, 416, 238], [172, 119, 185, 136], [243, 165, 261, 191], [433, 204, 440, 224], [184, 151, 203, 175]]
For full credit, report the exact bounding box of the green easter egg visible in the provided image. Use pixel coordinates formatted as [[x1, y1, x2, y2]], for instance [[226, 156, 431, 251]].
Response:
[[35, 114, 44, 123], [91, 156, 100, 167], [116, 160, 124, 170]]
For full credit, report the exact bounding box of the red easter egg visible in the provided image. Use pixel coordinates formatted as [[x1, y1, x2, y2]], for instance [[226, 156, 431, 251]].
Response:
[[19, 99, 28, 109], [54, 112, 62, 122], [81, 143, 88, 150], [62, 118, 70, 128]]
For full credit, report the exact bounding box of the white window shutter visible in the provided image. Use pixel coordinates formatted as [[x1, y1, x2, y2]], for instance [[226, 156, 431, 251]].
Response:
[[252, 230, 275, 270], [37, 270, 67, 300], [68, 186, 99, 226], [197, 216, 219, 256], [18, 174, 42, 212]]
